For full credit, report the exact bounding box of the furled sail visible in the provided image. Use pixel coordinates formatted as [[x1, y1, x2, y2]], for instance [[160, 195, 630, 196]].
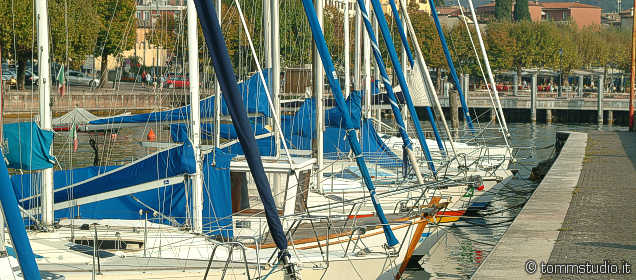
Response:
[[193, 0, 291, 266]]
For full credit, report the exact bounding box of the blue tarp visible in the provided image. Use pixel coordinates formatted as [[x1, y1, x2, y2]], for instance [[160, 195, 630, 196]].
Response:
[[2, 122, 55, 170], [170, 122, 270, 142], [11, 146, 235, 238], [88, 69, 272, 125], [170, 122, 275, 157], [280, 94, 399, 167]]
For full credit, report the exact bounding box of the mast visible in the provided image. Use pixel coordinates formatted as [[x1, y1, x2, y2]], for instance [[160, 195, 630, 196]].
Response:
[[366, 0, 437, 175], [466, 0, 510, 137], [344, 0, 351, 97], [356, 0, 424, 184], [630, 4, 635, 131], [300, 0, 399, 246], [264, 0, 271, 68], [388, 0, 445, 153], [313, 0, 324, 189], [272, 0, 280, 156], [364, 0, 371, 119], [37, 0, 54, 226], [0, 155, 41, 279], [214, 0, 221, 148], [428, 0, 475, 131], [187, 0, 204, 234], [192, 0, 297, 275], [398, 0, 457, 155], [354, 3, 362, 91]]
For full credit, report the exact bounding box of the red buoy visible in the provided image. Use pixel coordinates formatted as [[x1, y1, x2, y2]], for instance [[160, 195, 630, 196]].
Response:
[[147, 129, 157, 141]]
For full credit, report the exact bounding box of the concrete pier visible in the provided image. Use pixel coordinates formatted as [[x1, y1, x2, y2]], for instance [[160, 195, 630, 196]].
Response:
[[577, 75, 584, 97], [473, 131, 636, 279], [546, 109, 552, 124], [472, 131, 587, 279], [597, 75, 604, 125], [608, 110, 614, 125]]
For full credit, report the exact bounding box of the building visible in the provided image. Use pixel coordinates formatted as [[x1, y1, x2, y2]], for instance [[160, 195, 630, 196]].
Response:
[[476, 1, 601, 29], [325, 0, 431, 16], [96, 0, 185, 71]]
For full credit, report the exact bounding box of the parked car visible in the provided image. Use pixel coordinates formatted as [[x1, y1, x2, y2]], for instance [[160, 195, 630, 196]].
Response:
[[1, 70, 17, 88], [163, 74, 190, 88], [66, 70, 100, 88]]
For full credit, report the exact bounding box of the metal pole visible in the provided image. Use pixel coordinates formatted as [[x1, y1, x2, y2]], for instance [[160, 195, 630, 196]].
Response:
[[344, 0, 351, 98], [398, 0, 457, 155], [272, 0, 281, 157], [364, 0, 372, 119], [187, 0, 204, 234], [466, 0, 509, 137], [354, 3, 362, 91], [264, 0, 271, 68], [630, 4, 635, 130], [37, 0, 54, 226], [214, 0, 221, 148], [312, 0, 324, 189]]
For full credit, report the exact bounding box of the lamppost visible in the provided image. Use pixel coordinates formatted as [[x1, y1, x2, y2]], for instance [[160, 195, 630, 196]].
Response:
[[558, 48, 563, 98]]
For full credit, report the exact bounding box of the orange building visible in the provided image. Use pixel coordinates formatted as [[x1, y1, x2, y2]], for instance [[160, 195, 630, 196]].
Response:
[[475, 1, 601, 29]]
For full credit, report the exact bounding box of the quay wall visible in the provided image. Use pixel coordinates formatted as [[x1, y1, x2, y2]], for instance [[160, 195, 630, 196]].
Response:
[[471, 131, 587, 279]]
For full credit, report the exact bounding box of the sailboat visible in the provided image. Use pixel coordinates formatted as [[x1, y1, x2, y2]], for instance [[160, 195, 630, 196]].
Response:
[[0, 0, 518, 279]]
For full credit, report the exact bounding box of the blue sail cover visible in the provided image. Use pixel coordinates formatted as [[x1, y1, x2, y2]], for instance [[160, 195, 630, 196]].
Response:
[[170, 122, 276, 157], [170, 122, 270, 142], [10, 146, 235, 238], [3, 122, 55, 170], [12, 142, 195, 211], [88, 70, 272, 125]]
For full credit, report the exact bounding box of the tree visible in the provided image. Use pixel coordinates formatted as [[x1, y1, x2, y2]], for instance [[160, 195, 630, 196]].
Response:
[[0, 0, 99, 89], [549, 23, 581, 87], [0, 0, 35, 89], [94, 0, 136, 88], [484, 22, 514, 71], [50, 0, 100, 69], [513, 0, 531, 22], [447, 23, 479, 76], [495, 0, 513, 22]]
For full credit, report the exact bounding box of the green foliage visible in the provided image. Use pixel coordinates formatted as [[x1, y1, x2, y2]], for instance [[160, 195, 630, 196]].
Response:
[[495, 0, 512, 21], [94, 0, 137, 58], [447, 23, 480, 75], [0, 0, 100, 89], [408, 6, 445, 70], [50, 0, 100, 69], [513, 0, 531, 22]]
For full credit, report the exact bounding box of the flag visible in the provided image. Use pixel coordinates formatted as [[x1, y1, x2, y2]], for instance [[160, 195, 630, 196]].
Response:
[[57, 65, 65, 96], [70, 122, 78, 152]]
